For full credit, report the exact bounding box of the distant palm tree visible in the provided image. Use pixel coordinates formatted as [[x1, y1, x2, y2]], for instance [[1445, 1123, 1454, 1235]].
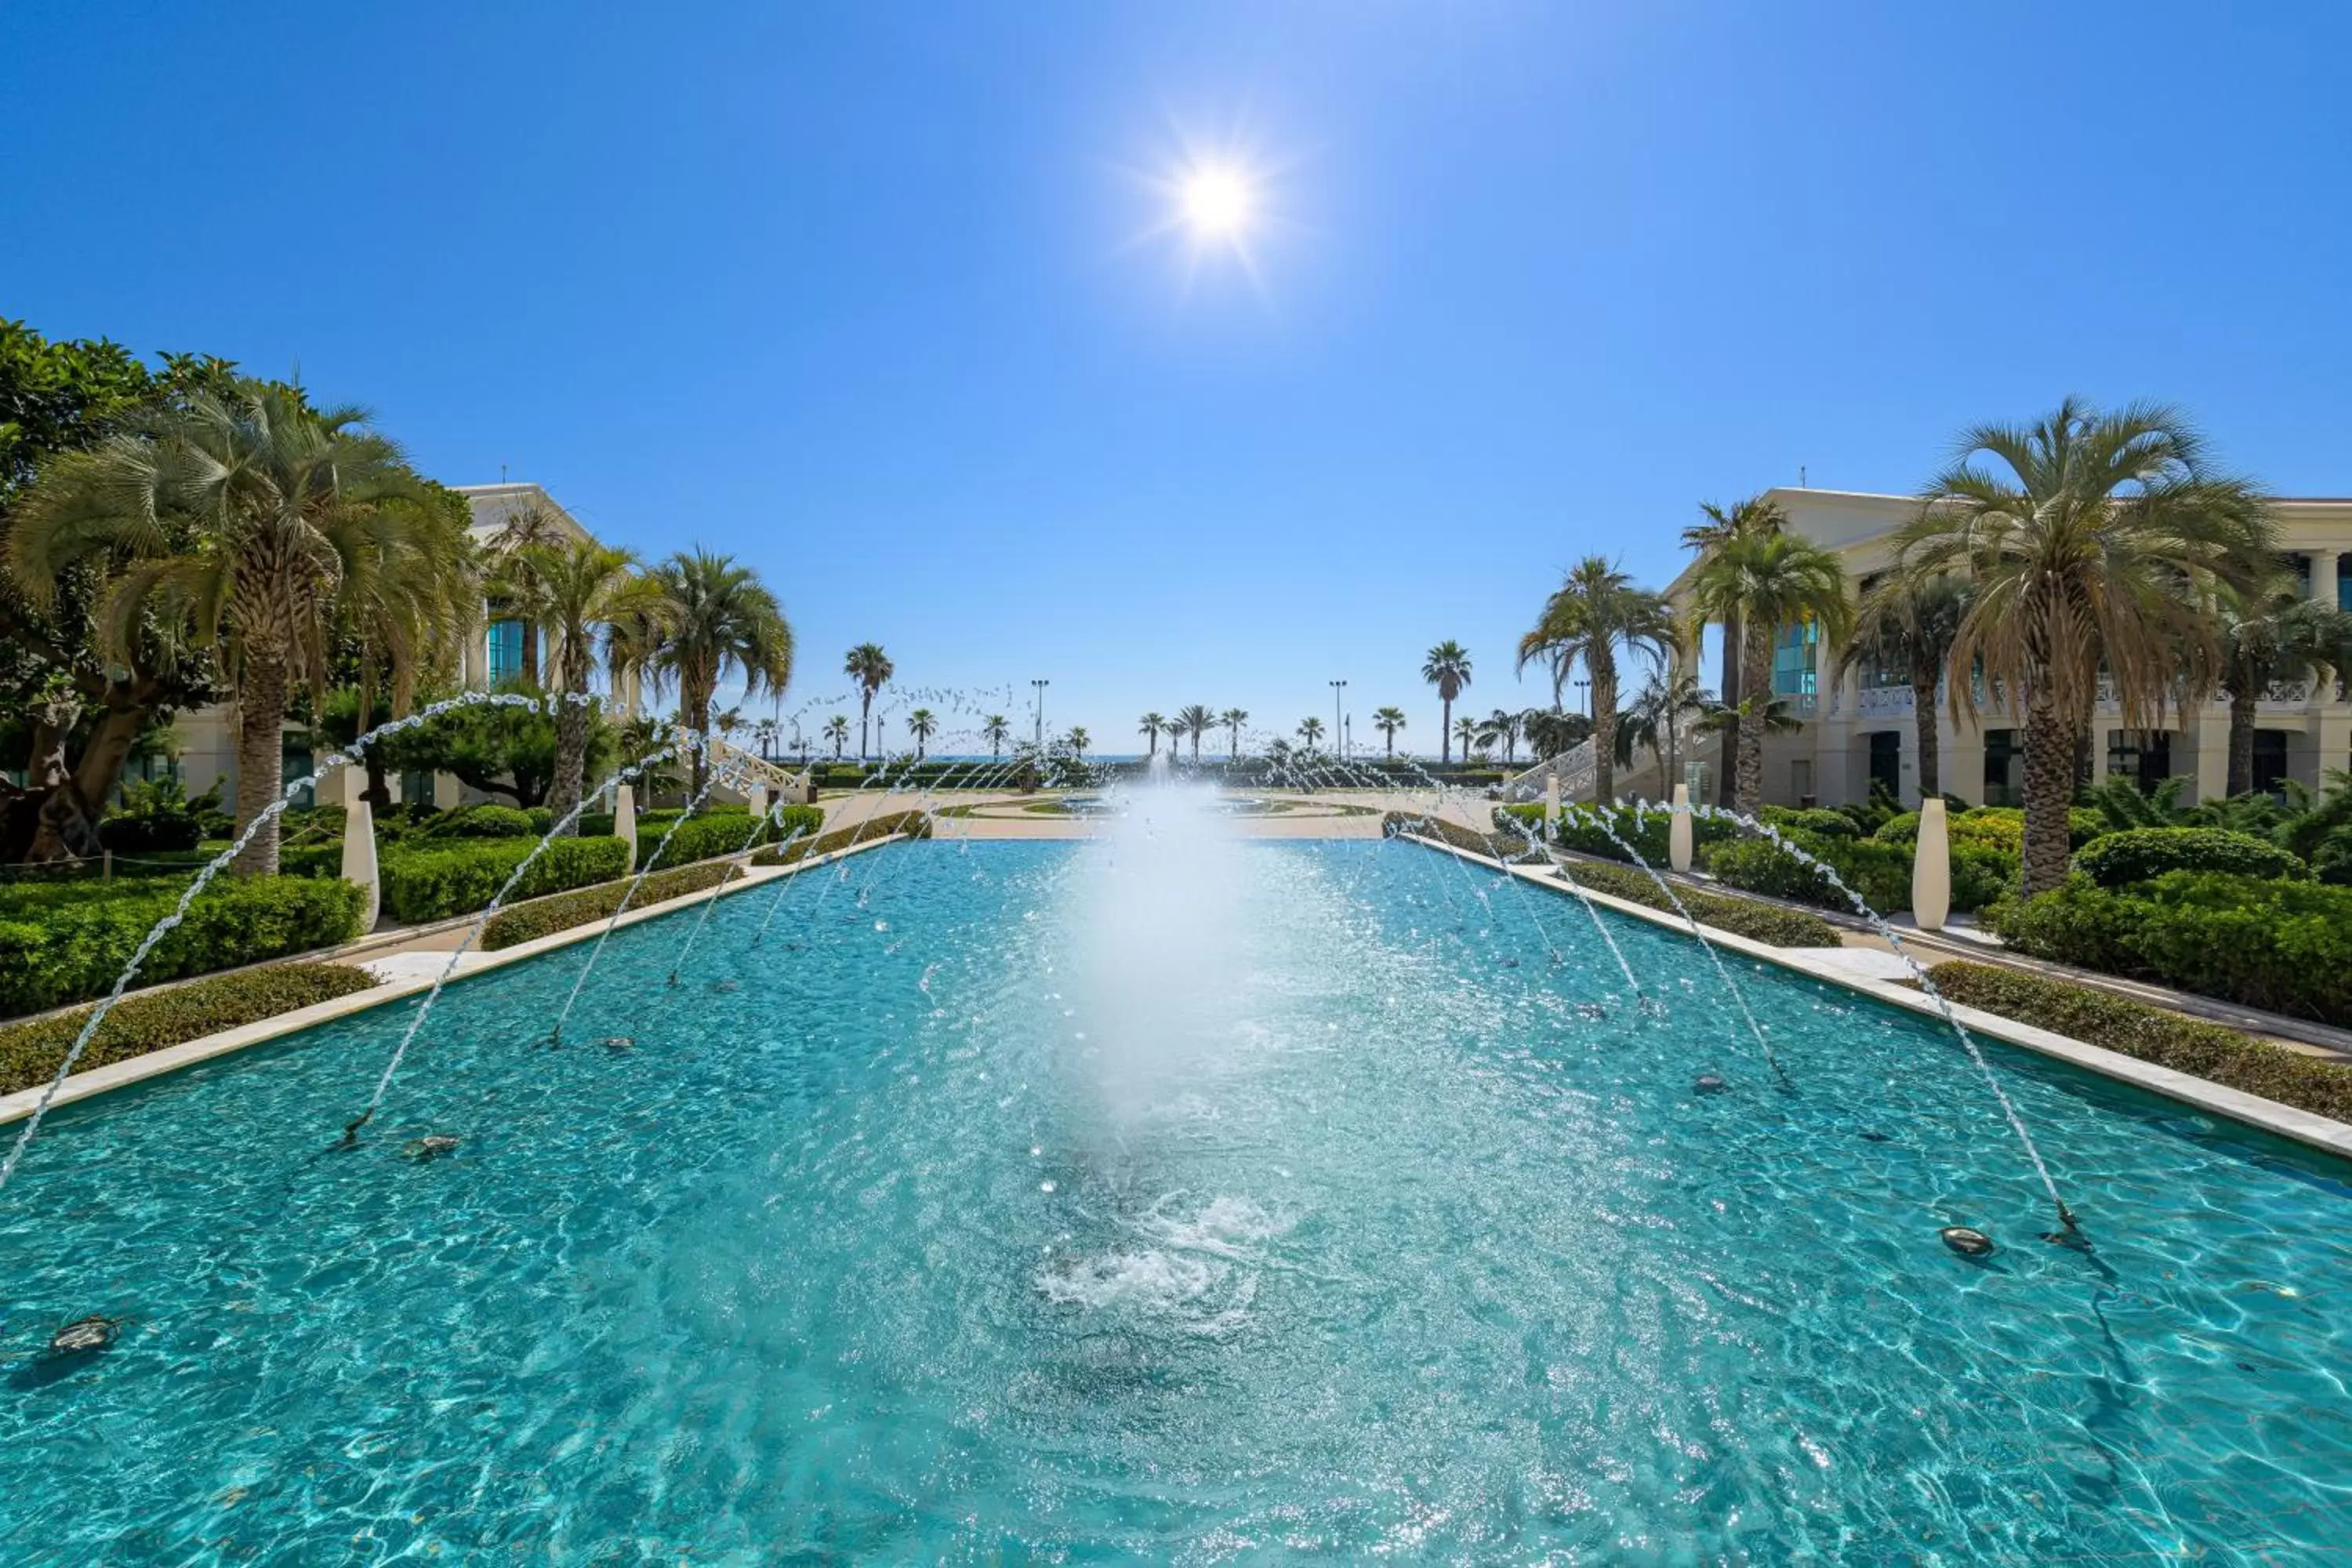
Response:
[[1453, 714, 1478, 759], [1687, 529, 1852, 815], [1372, 706, 1407, 757], [1067, 725, 1091, 759], [981, 713, 1011, 760], [753, 717, 779, 760], [1838, 575, 1972, 800], [1893, 397, 2274, 891], [844, 643, 893, 761], [1175, 703, 1214, 761], [2210, 574, 2352, 796], [1421, 641, 1473, 764], [1680, 496, 1788, 807], [1297, 716, 1325, 753], [1614, 672, 1710, 789], [906, 707, 937, 760], [1138, 711, 1166, 757], [1518, 556, 1674, 802], [641, 550, 794, 796], [1475, 708, 1526, 764], [1220, 707, 1249, 761], [505, 539, 670, 833], [823, 714, 850, 759]]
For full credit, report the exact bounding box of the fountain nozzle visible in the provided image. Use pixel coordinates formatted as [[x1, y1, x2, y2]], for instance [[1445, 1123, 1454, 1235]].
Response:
[[339, 1109, 373, 1148]]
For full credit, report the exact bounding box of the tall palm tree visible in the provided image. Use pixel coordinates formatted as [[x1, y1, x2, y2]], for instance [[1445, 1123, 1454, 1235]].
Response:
[[1517, 556, 1675, 802], [981, 713, 1011, 760], [823, 714, 849, 759], [1687, 528, 1853, 817], [1067, 725, 1090, 759], [506, 539, 670, 833], [1372, 706, 1406, 757], [488, 497, 570, 686], [1138, 711, 1165, 757], [1296, 716, 1325, 753], [1681, 496, 1788, 807], [1220, 707, 1249, 761], [9, 382, 445, 873], [843, 642, 892, 761], [644, 550, 794, 796], [906, 707, 937, 761], [2209, 575, 2352, 797], [1837, 575, 1972, 800], [1421, 641, 1472, 763], [1893, 397, 2275, 891], [753, 717, 779, 760], [1175, 703, 1214, 761], [1475, 708, 1527, 765]]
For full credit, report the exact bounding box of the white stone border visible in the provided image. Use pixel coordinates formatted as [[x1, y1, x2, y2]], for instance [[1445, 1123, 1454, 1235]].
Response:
[[1402, 833, 2352, 1163], [0, 834, 909, 1127]]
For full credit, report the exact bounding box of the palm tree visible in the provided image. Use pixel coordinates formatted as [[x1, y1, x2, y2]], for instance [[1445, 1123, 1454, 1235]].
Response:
[[1067, 724, 1091, 759], [1687, 528, 1853, 816], [487, 497, 570, 686], [906, 706, 937, 760], [1296, 716, 1325, 753], [9, 382, 446, 873], [981, 713, 1011, 760], [1138, 711, 1165, 757], [1892, 397, 2275, 891], [505, 539, 670, 833], [2210, 575, 2352, 797], [1453, 714, 1478, 760], [1612, 672, 1710, 792], [1421, 641, 1472, 763], [1680, 497, 1788, 807], [823, 714, 850, 759], [644, 550, 794, 795], [1517, 556, 1674, 802], [1372, 706, 1406, 757], [1220, 707, 1249, 761], [843, 642, 892, 761], [1837, 575, 1972, 800], [1475, 708, 1527, 764], [1175, 703, 1214, 762], [753, 717, 779, 760]]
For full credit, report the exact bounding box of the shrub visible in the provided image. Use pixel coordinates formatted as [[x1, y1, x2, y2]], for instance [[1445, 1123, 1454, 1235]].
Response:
[[1704, 831, 1911, 913], [377, 835, 630, 924], [1926, 960, 2352, 1123], [1875, 805, 2100, 851], [480, 862, 739, 950], [2074, 826, 2306, 888], [1758, 804, 1858, 839], [642, 804, 824, 871], [1494, 801, 1737, 866], [422, 804, 540, 839], [0, 877, 366, 1019], [0, 962, 377, 1094], [2314, 829, 2352, 887], [96, 776, 208, 853], [750, 809, 932, 868]]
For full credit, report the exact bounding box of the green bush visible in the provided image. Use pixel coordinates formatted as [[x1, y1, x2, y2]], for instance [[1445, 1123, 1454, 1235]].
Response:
[[1992, 872, 2352, 1026], [0, 962, 377, 1094], [1927, 960, 2352, 1123], [642, 804, 823, 871], [2074, 826, 2307, 887], [750, 809, 932, 867], [421, 804, 539, 839], [1494, 801, 1738, 866], [481, 862, 739, 950], [0, 877, 366, 1019], [1759, 804, 1858, 839], [2314, 829, 2352, 887], [378, 835, 630, 924]]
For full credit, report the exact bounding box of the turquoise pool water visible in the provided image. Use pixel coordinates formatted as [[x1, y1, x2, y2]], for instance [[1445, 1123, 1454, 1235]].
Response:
[[1, 837, 2347, 1562]]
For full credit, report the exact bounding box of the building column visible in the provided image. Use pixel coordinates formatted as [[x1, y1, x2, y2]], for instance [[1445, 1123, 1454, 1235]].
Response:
[[2312, 550, 2339, 612]]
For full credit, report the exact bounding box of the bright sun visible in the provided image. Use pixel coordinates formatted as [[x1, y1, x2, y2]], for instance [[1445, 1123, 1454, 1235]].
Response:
[[1181, 167, 1252, 239]]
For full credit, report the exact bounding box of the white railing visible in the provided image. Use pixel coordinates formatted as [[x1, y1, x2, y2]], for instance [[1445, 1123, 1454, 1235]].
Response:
[[1503, 739, 1595, 803], [708, 736, 809, 798], [2260, 679, 2311, 706], [1857, 684, 1915, 718]]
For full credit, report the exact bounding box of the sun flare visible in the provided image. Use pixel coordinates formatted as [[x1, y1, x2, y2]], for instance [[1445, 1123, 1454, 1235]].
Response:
[[1181, 166, 1252, 240]]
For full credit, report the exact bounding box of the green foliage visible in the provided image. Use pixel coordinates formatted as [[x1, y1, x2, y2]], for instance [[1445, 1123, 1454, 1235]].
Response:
[[640, 804, 822, 872], [388, 695, 616, 810], [0, 877, 365, 1018], [1993, 873, 2352, 1026], [1496, 801, 1737, 866], [419, 804, 539, 839], [2314, 831, 2352, 887], [1704, 831, 1912, 913], [1757, 804, 1857, 838], [750, 810, 933, 867], [96, 776, 207, 853], [2074, 827, 2306, 887], [0, 962, 376, 1094], [480, 862, 739, 951], [1927, 961, 2352, 1123], [377, 835, 629, 924]]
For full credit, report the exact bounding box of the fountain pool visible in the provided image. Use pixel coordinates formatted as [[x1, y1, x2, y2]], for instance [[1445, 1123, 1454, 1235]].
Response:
[[1, 834, 2347, 1560]]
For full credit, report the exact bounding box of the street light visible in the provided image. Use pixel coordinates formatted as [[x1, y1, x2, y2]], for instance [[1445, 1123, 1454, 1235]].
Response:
[[1032, 679, 1049, 746], [1330, 679, 1347, 760]]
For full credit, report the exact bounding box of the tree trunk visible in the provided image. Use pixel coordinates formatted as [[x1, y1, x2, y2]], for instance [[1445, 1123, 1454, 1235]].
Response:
[[521, 622, 539, 688], [2020, 697, 2075, 895], [232, 655, 291, 876], [860, 695, 872, 761], [549, 682, 589, 835], [1716, 612, 1744, 808], [1441, 698, 1453, 763], [1732, 622, 1770, 816], [1592, 662, 1618, 804], [685, 688, 712, 797], [2226, 689, 2256, 798], [362, 747, 393, 811], [1911, 672, 1941, 801]]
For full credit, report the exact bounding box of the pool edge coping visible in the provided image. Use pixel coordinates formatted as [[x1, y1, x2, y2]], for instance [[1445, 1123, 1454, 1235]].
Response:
[[1399, 832, 2352, 1165], [0, 833, 909, 1128]]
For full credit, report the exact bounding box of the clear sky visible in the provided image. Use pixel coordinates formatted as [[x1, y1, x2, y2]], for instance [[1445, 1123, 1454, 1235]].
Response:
[[7, 2, 2349, 758]]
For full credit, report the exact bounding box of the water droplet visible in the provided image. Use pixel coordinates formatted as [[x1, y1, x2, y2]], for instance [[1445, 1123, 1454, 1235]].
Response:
[[1040, 1180, 1056, 1193]]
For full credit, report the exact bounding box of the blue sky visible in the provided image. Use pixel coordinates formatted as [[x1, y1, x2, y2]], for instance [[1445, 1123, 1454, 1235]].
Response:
[[7, 2, 2349, 757]]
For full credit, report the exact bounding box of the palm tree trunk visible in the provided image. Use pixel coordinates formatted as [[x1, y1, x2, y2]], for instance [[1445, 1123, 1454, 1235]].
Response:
[[859, 695, 872, 762], [521, 622, 539, 688], [549, 680, 589, 836], [686, 687, 711, 798], [1716, 612, 1744, 808], [1592, 659, 1617, 803], [1732, 622, 1770, 816], [231, 654, 291, 876], [2020, 698, 2075, 895], [1440, 698, 1453, 763], [2226, 689, 2257, 797], [1911, 671, 1941, 800]]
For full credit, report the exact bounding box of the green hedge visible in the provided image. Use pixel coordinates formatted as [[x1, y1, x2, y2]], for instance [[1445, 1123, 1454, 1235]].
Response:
[[480, 862, 740, 951], [0, 877, 366, 1019], [0, 962, 377, 1094], [1757, 804, 1858, 839], [378, 836, 630, 924], [1494, 801, 1740, 866], [642, 804, 823, 872], [1928, 960, 2352, 1123], [2074, 826, 2307, 887], [1874, 805, 2102, 851], [750, 810, 932, 867], [1699, 829, 2016, 916], [1993, 872, 2352, 1026]]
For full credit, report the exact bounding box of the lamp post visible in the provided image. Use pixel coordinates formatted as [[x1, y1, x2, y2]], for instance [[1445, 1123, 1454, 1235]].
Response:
[[1032, 679, 1049, 746], [1574, 678, 1592, 720], [1330, 679, 1346, 760]]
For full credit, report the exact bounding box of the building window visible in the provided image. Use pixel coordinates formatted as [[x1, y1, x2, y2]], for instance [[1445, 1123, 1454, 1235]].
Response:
[[1772, 618, 1820, 699], [1867, 731, 1902, 798], [487, 619, 526, 686], [281, 733, 315, 811], [2252, 731, 2289, 798], [2106, 729, 2175, 794], [1791, 757, 1814, 806], [1983, 729, 2020, 807], [401, 770, 437, 809], [2339, 554, 2351, 612]]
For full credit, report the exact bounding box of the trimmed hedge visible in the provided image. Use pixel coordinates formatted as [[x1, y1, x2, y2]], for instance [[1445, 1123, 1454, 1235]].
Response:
[[1874, 805, 2103, 851], [378, 835, 630, 924], [0, 877, 367, 1019], [480, 862, 740, 951], [1700, 829, 2016, 916], [421, 804, 539, 839], [1494, 801, 1740, 866], [0, 962, 378, 1094], [1928, 960, 2352, 1123], [2074, 826, 2307, 888], [1757, 804, 1858, 839], [750, 809, 933, 867], [642, 804, 823, 873], [1993, 872, 2352, 1026]]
